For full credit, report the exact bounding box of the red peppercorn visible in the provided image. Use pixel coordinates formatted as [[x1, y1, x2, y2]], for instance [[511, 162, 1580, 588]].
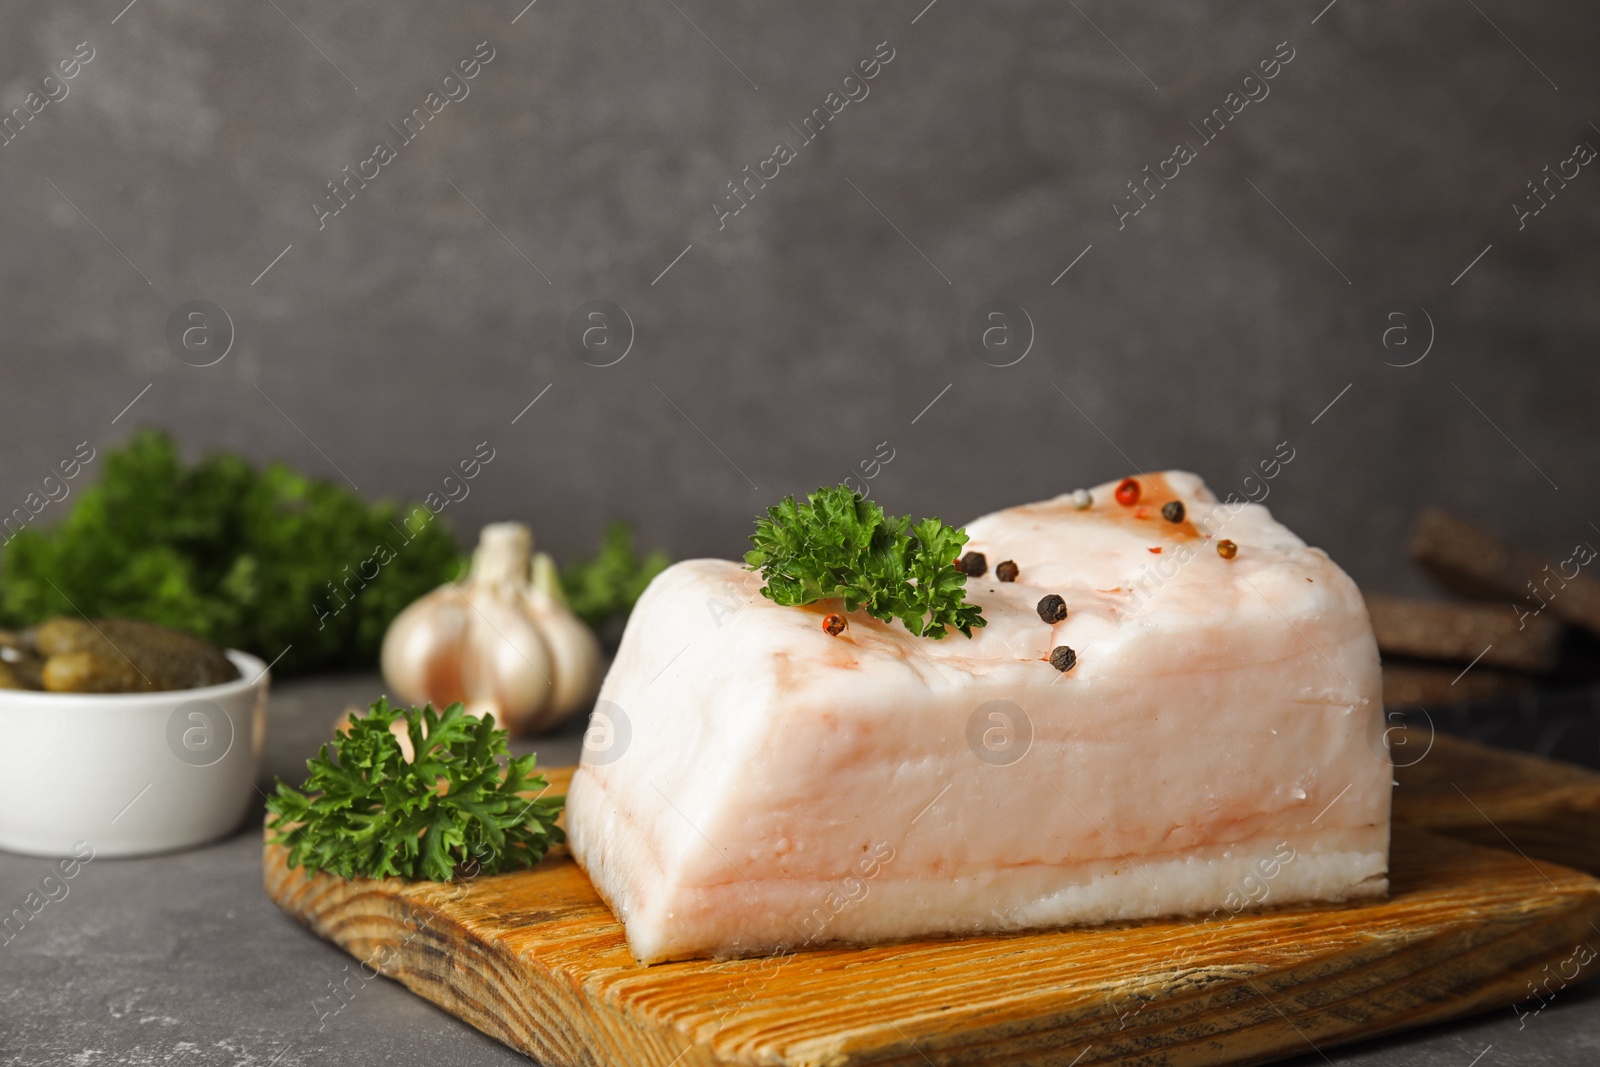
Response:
[[822, 613, 847, 636], [1115, 478, 1140, 506], [1216, 539, 1238, 560]]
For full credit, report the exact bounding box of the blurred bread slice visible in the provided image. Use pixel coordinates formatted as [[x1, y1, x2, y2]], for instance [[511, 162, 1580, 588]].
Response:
[[1364, 592, 1561, 673], [1382, 661, 1531, 708], [1411, 508, 1600, 636]]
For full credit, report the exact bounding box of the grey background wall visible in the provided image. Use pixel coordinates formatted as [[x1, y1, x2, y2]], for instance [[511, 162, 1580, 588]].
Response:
[[1, 0, 1595, 601]]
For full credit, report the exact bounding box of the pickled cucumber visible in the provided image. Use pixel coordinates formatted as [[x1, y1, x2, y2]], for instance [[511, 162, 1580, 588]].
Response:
[[3, 617, 239, 693]]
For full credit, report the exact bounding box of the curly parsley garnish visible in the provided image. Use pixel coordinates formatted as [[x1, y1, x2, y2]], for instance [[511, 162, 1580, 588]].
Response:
[[267, 698, 564, 881], [745, 485, 986, 639]]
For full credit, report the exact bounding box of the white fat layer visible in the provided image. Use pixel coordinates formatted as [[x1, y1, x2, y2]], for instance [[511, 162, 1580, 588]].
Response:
[[567, 472, 1390, 963]]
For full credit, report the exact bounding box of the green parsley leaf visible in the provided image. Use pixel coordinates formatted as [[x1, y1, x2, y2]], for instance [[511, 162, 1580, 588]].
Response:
[[744, 485, 986, 639], [559, 521, 670, 632], [266, 698, 564, 882], [0, 429, 461, 675]]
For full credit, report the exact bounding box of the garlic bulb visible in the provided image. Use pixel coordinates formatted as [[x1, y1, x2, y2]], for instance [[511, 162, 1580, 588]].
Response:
[[380, 522, 602, 734]]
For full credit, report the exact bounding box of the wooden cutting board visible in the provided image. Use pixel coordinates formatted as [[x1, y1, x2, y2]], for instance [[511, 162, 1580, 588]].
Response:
[[1392, 727, 1600, 875], [266, 763, 1600, 1067]]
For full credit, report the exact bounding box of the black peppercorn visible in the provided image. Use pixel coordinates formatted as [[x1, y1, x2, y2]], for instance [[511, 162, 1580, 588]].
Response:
[[957, 551, 987, 578], [1036, 594, 1068, 624], [1049, 645, 1077, 672], [1161, 500, 1185, 523], [995, 560, 1019, 582]]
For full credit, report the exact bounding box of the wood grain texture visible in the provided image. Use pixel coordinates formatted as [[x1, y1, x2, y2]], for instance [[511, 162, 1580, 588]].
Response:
[[1394, 727, 1600, 875], [266, 764, 1600, 1067]]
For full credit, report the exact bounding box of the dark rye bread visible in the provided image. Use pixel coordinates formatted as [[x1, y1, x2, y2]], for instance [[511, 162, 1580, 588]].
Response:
[[1364, 592, 1562, 673], [1410, 508, 1600, 637], [1381, 661, 1532, 709]]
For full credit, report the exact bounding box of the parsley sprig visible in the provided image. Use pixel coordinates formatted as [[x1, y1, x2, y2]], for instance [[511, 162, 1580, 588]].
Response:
[[266, 698, 564, 882], [745, 485, 986, 639]]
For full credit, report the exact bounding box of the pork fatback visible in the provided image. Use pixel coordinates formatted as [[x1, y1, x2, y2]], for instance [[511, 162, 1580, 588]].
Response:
[[567, 472, 1389, 963]]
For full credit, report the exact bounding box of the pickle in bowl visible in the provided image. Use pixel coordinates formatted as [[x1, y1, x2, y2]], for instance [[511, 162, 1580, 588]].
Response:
[[0, 617, 240, 693]]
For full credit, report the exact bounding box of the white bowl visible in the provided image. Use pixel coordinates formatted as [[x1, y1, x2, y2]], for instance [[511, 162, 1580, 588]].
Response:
[[0, 649, 270, 858]]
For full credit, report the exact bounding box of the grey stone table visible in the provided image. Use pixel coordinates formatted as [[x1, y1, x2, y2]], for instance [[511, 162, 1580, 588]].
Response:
[[3, 674, 1598, 1067]]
